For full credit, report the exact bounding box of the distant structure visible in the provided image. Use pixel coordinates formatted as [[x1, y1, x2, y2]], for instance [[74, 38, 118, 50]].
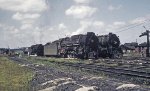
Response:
[[121, 42, 138, 56], [121, 42, 150, 57], [0, 48, 9, 55]]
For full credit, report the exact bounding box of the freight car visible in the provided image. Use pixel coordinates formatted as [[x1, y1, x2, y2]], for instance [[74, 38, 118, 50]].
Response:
[[44, 32, 123, 59]]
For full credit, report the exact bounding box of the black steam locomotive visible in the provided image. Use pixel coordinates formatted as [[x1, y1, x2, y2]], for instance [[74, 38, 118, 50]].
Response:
[[30, 44, 44, 56], [59, 32, 99, 59], [43, 32, 123, 59]]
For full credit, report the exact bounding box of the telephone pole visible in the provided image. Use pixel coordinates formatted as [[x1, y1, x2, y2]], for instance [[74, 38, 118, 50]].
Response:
[[139, 26, 150, 57]]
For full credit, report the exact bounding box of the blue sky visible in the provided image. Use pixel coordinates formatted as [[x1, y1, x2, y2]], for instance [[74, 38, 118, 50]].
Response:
[[0, 0, 150, 48]]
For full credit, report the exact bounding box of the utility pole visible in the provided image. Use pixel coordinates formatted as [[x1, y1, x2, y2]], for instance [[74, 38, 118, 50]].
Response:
[[139, 26, 150, 57]]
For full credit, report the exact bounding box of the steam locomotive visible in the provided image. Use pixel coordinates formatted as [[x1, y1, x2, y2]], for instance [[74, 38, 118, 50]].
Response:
[[43, 32, 123, 59], [30, 44, 44, 56]]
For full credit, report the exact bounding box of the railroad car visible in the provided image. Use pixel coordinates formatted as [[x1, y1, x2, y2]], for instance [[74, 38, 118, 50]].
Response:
[[44, 40, 60, 57]]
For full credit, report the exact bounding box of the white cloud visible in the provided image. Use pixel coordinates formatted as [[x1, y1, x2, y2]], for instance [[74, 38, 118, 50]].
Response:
[[58, 23, 67, 30], [0, 0, 47, 13], [0, 24, 16, 32], [65, 5, 97, 19], [106, 21, 126, 32], [0, 24, 23, 48], [58, 23, 71, 36], [0, 0, 48, 48], [42, 23, 71, 43], [108, 5, 122, 11], [130, 17, 147, 24], [93, 21, 105, 27], [12, 12, 40, 30], [5, 0, 48, 40], [12, 28, 19, 34], [20, 24, 33, 30], [0, 23, 46, 48], [72, 21, 90, 35], [113, 21, 126, 26], [73, 0, 92, 4], [12, 12, 40, 21], [72, 20, 105, 35]]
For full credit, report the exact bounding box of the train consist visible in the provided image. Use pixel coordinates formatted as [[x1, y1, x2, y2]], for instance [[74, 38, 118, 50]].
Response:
[[30, 32, 123, 59]]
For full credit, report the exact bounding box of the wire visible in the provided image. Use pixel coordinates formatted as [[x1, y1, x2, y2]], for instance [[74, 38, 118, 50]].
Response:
[[115, 22, 146, 33], [114, 19, 150, 33]]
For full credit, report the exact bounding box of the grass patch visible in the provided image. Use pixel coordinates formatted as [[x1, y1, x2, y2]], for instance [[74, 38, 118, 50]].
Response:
[[0, 57, 33, 91]]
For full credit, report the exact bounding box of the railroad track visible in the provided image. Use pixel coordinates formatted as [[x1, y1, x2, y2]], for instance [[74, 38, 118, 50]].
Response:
[[10, 57, 150, 79], [56, 62, 150, 79]]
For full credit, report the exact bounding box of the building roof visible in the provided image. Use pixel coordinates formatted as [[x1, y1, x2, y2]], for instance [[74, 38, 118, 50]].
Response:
[[124, 42, 138, 47], [138, 42, 149, 47], [121, 45, 135, 50], [121, 42, 138, 50]]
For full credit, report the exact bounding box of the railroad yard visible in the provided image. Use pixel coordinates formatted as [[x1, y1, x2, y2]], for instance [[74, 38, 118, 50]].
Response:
[[0, 0, 150, 91], [3, 56, 149, 91]]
